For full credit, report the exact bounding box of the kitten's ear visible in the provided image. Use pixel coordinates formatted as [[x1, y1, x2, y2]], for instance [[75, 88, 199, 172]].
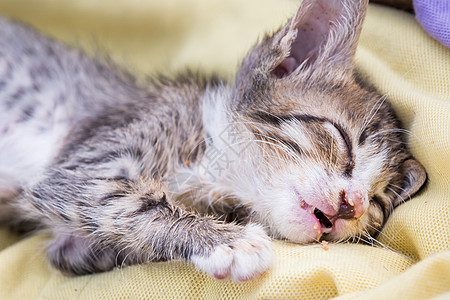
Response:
[[273, 0, 369, 78], [235, 0, 369, 88], [394, 159, 427, 207]]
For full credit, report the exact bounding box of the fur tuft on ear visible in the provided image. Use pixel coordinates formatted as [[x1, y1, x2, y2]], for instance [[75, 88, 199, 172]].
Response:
[[394, 159, 427, 207]]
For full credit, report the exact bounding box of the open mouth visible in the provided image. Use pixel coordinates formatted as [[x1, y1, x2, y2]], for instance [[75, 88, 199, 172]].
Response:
[[299, 198, 334, 235], [313, 208, 333, 230]]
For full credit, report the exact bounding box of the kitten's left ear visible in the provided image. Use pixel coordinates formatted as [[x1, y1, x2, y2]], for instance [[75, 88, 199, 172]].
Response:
[[272, 0, 369, 78], [393, 159, 427, 207], [234, 0, 369, 100]]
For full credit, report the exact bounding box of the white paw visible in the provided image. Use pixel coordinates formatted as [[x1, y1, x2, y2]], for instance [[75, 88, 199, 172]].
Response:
[[190, 224, 273, 282]]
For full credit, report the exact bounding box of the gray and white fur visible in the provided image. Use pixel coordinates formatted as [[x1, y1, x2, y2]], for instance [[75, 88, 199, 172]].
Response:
[[0, 0, 426, 281]]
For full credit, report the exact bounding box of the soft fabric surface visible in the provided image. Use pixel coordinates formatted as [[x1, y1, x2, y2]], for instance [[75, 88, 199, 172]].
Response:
[[0, 0, 449, 299], [414, 0, 450, 48]]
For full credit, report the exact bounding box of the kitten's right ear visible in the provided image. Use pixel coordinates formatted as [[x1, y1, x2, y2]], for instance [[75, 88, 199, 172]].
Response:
[[235, 0, 369, 93], [393, 159, 427, 207]]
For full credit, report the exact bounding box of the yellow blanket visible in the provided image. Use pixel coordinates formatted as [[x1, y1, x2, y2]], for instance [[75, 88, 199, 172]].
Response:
[[0, 0, 449, 299]]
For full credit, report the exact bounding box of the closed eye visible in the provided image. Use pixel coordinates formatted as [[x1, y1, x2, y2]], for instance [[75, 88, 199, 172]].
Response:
[[249, 112, 355, 174], [330, 122, 354, 176]]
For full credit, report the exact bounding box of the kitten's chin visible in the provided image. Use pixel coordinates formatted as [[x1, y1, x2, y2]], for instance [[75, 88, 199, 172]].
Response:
[[268, 211, 329, 244], [319, 212, 377, 242], [273, 220, 358, 244], [320, 219, 357, 241], [268, 208, 366, 243]]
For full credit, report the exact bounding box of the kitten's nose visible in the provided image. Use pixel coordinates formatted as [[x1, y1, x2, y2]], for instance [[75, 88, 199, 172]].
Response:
[[338, 189, 364, 219]]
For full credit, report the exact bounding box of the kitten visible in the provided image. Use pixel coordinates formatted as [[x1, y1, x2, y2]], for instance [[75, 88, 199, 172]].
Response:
[[0, 0, 426, 282]]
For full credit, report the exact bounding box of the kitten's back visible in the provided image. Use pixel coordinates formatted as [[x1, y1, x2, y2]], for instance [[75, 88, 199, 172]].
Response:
[[0, 17, 130, 190]]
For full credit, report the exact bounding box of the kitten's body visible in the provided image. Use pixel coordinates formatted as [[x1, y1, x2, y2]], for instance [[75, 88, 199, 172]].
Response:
[[0, 0, 426, 281]]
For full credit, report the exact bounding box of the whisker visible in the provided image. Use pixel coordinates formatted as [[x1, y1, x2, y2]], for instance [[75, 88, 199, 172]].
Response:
[[360, 94, 388, 134]]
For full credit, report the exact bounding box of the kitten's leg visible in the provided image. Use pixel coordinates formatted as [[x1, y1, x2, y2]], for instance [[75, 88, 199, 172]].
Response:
[[25, 175, 273, 281], [174, 183, 253, 224], [0, 178, 41, 232], [46, 233, 118, 275], [0, 178, 20, 226]]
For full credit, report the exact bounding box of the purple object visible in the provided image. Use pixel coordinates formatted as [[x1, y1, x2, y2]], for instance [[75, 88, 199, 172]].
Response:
[[414, 0, 450, 48]]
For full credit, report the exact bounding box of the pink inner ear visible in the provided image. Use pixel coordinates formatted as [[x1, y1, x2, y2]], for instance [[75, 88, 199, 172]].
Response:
[[272, 57, 297, 78], [272, 0, 340, 78]]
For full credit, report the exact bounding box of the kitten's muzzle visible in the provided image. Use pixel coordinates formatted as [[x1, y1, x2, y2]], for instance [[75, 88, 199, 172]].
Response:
[[311, 189, 365, 232]]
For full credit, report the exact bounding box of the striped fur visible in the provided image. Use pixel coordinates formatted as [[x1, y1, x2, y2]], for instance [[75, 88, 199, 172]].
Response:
[[0, 0, 426, 281]]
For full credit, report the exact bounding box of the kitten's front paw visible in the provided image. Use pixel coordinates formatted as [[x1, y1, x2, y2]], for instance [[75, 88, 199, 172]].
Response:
[[190, 224, 273, 282]]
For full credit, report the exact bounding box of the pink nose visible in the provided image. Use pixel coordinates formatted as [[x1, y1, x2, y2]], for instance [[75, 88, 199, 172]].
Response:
[[338, 190, 365, 219]]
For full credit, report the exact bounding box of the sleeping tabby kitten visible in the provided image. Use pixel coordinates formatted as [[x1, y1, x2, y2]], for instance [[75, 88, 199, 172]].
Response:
[[0, 0, 426, 281]]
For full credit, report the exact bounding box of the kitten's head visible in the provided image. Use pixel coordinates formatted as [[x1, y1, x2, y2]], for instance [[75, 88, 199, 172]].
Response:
[[226, 0, 426, 243]]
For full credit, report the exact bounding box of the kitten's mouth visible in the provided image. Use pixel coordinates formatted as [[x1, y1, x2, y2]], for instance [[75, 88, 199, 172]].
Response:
[[313, 208, 333, 230], [300, 199, 333, 235]]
